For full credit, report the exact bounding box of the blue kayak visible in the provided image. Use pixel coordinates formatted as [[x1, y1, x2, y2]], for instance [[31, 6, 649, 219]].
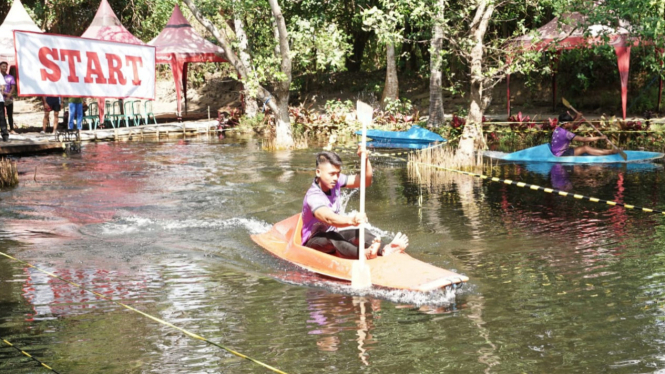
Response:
[[356, 125, 445, 147], [485, 144, 664, 164], [366, 140, 443, 150]]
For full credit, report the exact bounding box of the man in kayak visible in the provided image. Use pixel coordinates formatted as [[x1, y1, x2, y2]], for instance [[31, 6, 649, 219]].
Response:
[[302, 150, 409, 260], [551, 112, 619, 157]]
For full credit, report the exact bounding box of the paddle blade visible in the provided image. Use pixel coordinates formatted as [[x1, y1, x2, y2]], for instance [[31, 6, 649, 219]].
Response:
[[351, 260, 372, 289], [356, 101, 373, 127], [562, 97, 572, 110], [619, 149, 628, 161]]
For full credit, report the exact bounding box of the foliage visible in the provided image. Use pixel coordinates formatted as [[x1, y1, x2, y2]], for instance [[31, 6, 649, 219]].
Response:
[[324, 99, 354, 124], [218, 108, 242, 129], [238, 112, 270, 133], [382, 97, 412, 116], [508, 112, 536, 131], [542, 117, 558, 131], [373, 106, 419, 127], [620, 120, 645, 132], [288, 16, 353, 74]]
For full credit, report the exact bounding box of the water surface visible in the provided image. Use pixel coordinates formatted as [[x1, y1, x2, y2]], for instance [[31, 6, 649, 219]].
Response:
[[1, 138, 665, 373]]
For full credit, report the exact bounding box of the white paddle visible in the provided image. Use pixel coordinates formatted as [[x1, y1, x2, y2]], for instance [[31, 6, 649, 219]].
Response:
[[352, 101, 372, 290]]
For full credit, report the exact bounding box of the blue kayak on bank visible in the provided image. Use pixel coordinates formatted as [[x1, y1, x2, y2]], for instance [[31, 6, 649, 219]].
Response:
[[356, 125, 446, 149], [485, 144, 665, 164]]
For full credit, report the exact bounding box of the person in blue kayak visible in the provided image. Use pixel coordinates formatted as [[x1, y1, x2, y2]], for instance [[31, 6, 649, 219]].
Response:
[[550, 112, 619, 157], [301, 150, 409, 259]]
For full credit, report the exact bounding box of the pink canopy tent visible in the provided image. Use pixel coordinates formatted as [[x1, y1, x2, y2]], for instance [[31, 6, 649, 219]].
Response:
[[508, 12, 651, 119], [0, 0, 42, 68], [149, 4, 227, 118], [81, 0, 147, 124]]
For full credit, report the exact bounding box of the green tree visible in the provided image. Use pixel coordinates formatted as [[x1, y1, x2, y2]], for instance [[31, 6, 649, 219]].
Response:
[[440, 0, 563, 160], [183, 0, 295, 148], [362, 0, 430, 107]]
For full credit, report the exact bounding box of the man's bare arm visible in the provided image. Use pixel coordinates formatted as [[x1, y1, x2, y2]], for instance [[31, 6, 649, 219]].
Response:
[[314, 207, 365, 228]]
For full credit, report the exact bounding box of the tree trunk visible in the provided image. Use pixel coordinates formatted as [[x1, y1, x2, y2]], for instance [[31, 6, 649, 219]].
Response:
[[345, 30, 370, 72], [381, 42, 399, 107], [458, 1, 494, 160], [274, 97, 292, 148], [271, 17, 281, 60], [267, 0, 294, 149], [427, 0, 445, 128], [233, 10, 258, 117]]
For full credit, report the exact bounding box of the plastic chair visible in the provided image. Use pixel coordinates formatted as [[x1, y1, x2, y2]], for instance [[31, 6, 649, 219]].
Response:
[[132, 100, 143, 126], [123, 100, 139, 126], [104, 100, 116, 128], [114, 100, 131, 127], [144, 100, 157, 125], [82, 102, 100, 130]]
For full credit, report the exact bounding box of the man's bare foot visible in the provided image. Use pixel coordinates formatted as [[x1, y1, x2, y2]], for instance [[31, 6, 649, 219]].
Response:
[[382, 232, 409, 256], [365, 237, 381, 259]]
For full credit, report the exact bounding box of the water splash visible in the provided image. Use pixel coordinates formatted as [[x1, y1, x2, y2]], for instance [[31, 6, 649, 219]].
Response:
[[101, 215, 272, 236], [339, 189, 358, 214], [273, 270, 461, 307]]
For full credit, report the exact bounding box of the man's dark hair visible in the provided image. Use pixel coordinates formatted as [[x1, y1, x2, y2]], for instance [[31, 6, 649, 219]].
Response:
[[0, 61, 7, 67], [559, 113, 574, 123], [316, 151, 342, 168]]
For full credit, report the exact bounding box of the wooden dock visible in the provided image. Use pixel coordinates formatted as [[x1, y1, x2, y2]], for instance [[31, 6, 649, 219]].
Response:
[[0, 120, 220, 156]]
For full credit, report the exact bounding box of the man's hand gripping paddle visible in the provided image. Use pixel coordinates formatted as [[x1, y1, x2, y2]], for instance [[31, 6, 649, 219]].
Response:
[[562, 97, 627, 160], [352, 101, 372, 290]]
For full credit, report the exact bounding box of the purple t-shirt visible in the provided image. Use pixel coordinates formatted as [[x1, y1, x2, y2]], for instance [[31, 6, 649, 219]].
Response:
[[301, 173, 348, 244], [2, 74, 15, 95], [550, 126, 576, 156]]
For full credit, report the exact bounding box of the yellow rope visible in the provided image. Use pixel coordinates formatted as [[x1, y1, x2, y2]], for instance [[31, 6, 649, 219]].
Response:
[[1, 338, 60, 373], [0, 251, 288, 374], [410, 161, 665, 215]]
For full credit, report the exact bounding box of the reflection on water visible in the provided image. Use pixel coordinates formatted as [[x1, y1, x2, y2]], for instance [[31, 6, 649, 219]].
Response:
[[2, 139, 665, 372]]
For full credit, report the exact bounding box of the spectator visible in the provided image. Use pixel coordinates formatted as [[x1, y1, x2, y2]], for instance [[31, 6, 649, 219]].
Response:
[[68, 97, 84, 131], [42, 96, 61, 134], [0, 79, 6, 141], [0, 62, 15, 134]]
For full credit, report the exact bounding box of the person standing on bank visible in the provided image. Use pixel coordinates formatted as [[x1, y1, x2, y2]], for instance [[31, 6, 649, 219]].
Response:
[[0, 62, 16, 134], [68, 97, 84, 131], [0, 79, 8, 141], [42, 96, 61, 134]]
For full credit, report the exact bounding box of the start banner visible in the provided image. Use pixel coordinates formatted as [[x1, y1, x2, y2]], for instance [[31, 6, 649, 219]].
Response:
[[14, 31, 155, 99]]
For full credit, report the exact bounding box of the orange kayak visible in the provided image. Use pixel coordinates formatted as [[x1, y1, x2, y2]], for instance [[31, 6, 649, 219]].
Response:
[[251, 214, 469, 292]]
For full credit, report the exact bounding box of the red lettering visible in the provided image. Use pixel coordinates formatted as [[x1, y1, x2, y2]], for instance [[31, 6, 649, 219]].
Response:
[[59, 49, 82, 83], [125, 56, 143, 85], [39, 47, 60, 82], [84, 51, 108, 84], [105, 53, 126, 85]]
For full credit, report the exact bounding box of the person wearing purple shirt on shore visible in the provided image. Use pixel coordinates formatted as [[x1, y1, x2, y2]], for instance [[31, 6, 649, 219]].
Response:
[[0, 62, 16, 134], [302, 150, 409, 260], [550, 112, 619, 157]]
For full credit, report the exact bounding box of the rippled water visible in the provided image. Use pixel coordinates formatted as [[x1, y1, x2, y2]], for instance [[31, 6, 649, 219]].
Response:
[[2, 137, 665, 373]]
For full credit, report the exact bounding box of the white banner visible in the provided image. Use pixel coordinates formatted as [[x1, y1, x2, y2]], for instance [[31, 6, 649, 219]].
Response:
[[14, 31, 155, 99]]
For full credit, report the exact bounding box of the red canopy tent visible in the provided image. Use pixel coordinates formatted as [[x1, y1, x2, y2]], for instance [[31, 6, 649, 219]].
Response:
[[148, 4, 227, 119], [81, 0, 147, 124], [508, 12, 652, 119]]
